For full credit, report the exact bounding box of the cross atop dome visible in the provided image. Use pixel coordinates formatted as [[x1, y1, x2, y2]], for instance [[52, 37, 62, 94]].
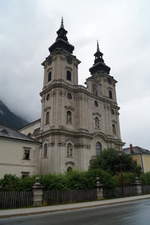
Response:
[[60, 17, 64, 29], [94, 41, 104, 64]]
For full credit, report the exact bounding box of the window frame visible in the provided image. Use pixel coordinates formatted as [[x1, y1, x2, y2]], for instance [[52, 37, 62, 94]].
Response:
[[43, 143, 48, 158], [94, 100, 98, 107], [21, 171, 30, 178], [95, 117, 100, 129], [23, 147, 31, 160], [45, 111, 50, 125], [46, 94, 50, 101], [66, 111, 72, 124], [67, 167, 73, 172], [108, 90, 113, 99], [112, 123, 117, 135], [48, 71, 52, 82], [66, 70, 72, 81], [96, 142, 102, 156], [67, 93, 72, 99], [67, 143, 73, 158]]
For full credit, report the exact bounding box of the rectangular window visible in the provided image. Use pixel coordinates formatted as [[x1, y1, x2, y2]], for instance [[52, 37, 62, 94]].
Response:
[[67, 71, 71, 81], [112, 124, 116, 135], [21, 171, 30, 178], [48, 71, 51, 82], [23, 147, 31, 160]]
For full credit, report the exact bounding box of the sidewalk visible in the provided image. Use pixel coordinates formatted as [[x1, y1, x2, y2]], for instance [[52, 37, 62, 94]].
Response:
[[1, 194, 150, 218]]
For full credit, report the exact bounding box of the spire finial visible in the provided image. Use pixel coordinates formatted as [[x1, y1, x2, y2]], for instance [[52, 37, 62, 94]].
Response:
[[60, 17, 64, 29], [97, 40, 100, 52]]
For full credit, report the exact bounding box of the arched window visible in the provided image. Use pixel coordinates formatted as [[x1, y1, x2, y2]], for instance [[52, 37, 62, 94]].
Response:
[[112, 124, 116, 135], [67, 71, 72, 81], [107, 77, 112, 84], [46, 94, 50, 101], [48, 72, 51, 82], [93, 84, 98, 96], [45, 111, 49, 125], [95, 117, 100, 129], [67, 143, 73, 158], [94, 101, 98, 107], [66, 111, 72, 124], [109, 90, 112, 99], [43, 143, 48, 158], [67, 93, 72, 99], [67, 167, 72, 172], [96, 142, 102, 156]]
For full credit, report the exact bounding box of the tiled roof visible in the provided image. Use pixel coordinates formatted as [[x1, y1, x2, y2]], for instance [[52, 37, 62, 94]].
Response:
[[123, 146, 150, 154], [19, 118, 41, 130], [0, 125, 38, 143]]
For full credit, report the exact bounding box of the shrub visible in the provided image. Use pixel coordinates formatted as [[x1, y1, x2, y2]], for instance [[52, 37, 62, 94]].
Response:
[[86, 169, 117, 189], [140, 172, 150, 185], [114, 172, 136, 186], [89, 148, 141, 175], [0, 170, 117, 191], [65, 170, 91, 190], [0, 174, 21, 191], [40, 174, 68, 190]]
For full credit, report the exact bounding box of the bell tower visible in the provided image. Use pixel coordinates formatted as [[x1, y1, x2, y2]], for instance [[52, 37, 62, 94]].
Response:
[[40, 18, 81, 132], [86, 41, 117, 102], [42, 18, 80, 88], [39, 19, 81, 173], [86, 41, 121, 141]]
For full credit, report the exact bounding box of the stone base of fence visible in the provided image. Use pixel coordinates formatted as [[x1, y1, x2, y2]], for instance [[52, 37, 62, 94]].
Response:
[[134, 177, 142, 195], [96, 177, 104, 199], [32, 177, 43, 207]]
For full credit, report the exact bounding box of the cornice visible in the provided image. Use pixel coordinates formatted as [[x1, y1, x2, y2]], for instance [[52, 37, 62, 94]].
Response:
[[40, 81, 119, 108], [37, 128, 124, 146], [0, 162, 37, 167]]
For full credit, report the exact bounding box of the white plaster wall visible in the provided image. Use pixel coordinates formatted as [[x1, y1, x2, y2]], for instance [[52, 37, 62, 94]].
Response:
[[19, 120, 40, 136], [0, 138, 39, 178]]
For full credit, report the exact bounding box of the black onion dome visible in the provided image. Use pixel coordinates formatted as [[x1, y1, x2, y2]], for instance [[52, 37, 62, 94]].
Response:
[[49, 18, 74, 54], [89, 41, 110, 74]]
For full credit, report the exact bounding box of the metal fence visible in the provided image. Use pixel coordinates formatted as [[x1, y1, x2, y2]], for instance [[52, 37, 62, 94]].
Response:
[[0, 191, 33, 209], [104, 185, 137, 198], [142, 185, 150, 194], [1, 185, 150, 209], [43, 189, 97, 205]]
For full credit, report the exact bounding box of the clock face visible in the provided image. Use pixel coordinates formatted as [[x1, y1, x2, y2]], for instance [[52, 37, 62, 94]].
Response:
[[66, 55, 72, 64]]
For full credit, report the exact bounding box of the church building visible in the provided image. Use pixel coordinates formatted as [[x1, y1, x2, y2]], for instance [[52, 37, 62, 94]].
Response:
[[20, 19, 123, 174]]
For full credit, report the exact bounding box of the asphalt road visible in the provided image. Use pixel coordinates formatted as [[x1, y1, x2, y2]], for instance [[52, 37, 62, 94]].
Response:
[[1, 199, 150, 225]]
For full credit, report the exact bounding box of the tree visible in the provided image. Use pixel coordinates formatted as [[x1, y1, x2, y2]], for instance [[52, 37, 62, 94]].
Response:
[[89, 148, 141, 175]]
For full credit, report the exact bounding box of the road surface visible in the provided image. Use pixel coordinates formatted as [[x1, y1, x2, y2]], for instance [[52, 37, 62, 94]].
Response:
[[1, 199, 150, 225]]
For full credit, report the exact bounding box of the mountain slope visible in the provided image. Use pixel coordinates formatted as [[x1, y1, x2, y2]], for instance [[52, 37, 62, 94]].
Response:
[[0, 100, 28, 130]]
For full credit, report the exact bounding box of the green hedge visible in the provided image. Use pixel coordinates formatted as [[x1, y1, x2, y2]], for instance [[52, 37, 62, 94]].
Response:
[[113, 172, 136, 186], [0, 170, 140, 191], [0, 170, 116, 191], [140, 172, 150, 185]]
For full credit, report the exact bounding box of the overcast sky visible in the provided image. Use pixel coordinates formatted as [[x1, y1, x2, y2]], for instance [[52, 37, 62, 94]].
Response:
[[0, 0, 150, 149]]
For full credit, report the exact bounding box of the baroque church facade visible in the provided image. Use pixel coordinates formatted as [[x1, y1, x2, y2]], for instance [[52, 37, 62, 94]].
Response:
[[20, 19, 123, 174]]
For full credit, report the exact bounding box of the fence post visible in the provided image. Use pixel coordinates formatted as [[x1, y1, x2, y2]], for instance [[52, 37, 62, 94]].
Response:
[[32, 177, 43, 207], [96, 176, 104, 199], [134, 177, 142, 195]]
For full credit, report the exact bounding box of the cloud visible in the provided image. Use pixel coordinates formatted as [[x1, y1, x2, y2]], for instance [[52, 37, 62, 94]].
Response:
[[120, 96, 150, 149], [0, 0, 150, 148]]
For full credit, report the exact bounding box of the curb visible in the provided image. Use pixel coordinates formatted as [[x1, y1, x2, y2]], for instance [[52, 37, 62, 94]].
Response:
[[1, 194, 150, 218]]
